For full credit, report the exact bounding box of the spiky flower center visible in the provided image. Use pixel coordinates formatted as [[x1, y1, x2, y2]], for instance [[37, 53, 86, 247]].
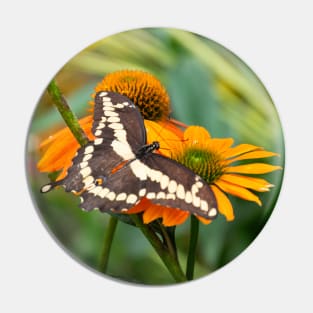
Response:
[[94, 70, 170, 121], [175, 148, 225, 184]]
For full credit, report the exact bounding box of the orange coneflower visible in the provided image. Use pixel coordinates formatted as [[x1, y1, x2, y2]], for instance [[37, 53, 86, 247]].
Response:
[[128, 126, 281, 226], [38, 70, 282, 228], [37, 70, 182, 180]]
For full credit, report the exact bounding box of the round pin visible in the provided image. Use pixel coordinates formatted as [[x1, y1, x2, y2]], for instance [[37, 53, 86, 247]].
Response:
[[25, 27, 284, 285]]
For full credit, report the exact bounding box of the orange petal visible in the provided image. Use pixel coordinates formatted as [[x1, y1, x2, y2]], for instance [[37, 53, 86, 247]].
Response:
[[215, 180, 262, 206], [127, 197, 150, 214], [207, 138, 234, 153], [211, 185, 235, 221], [222, 144, 261, 159], [37, 115, 94, 178], [144, 119, 183, 158], [162, 207, 190, 226], [226, 150, 279, 164], [159, 120, 184, 139], [142, 204, 164, 224], [127, 198, 190, 226], [220, 174, 274, 192], [196, 215, 212, 225], [37, 139, 79, 173], [39, 115, 93, 149], [225, 163, 282, 174], [184, 126, 211, 142]]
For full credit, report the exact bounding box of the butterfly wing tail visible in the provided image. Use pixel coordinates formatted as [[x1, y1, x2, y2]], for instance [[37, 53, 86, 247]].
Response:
[[40, 179, 65, 193]]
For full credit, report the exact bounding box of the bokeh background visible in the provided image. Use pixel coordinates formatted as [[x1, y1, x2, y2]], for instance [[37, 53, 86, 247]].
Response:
[[26, 27, 284, 285]]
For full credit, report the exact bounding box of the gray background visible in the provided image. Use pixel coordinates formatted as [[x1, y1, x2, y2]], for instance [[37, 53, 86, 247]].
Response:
[[1, 0, 311, 312]]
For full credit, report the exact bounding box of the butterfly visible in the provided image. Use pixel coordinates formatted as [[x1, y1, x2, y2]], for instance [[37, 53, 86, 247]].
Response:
[[41, 91, 218, 221]]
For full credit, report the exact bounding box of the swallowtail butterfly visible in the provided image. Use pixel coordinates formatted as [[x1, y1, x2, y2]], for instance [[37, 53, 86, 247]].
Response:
[[41, 91, 218, 220]]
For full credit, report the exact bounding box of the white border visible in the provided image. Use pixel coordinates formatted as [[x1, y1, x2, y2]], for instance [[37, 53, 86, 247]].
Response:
[[1, 1, 312, 311]]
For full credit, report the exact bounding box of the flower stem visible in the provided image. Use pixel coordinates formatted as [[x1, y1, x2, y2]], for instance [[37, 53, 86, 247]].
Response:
[[131, 214, 187, 283], [47, 80, 117, 274], [186, 215, 199, 280], [47, 79, 89, 147], [158, 222, 177, 260], [99, 216, 118, 273]]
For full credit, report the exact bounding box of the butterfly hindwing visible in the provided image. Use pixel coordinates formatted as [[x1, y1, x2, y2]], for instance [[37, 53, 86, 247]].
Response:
[[139, 153, 218, 219], [79, 164, 144, 212]]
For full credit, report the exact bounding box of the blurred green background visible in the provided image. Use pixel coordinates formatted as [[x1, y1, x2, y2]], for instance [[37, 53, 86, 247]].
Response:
[[26, 28, 284, 285]]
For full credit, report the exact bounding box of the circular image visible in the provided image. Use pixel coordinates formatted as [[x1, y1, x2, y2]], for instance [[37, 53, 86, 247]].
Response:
[[26, 27, 284, 285]]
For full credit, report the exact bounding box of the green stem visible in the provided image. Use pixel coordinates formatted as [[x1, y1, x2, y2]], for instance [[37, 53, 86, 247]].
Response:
[[99, 216, 118, 273], [131, 214, 187, 283], [158, 222, 177, 260], [186, 215, 199, 280], [47, 79, 89, 146], [47, 80, 117, 273]]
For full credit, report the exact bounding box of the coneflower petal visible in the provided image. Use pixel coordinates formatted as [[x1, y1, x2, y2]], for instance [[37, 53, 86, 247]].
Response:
[[215, 180, 262, 206], [226, 150, 279, 164], [211, 185, 235, 221], [220, 174, 274, 192], [225, 163, 282, 174]]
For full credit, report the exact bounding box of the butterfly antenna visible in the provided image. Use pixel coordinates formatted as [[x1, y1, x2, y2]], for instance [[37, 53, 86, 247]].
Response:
[[169, 118, 188, 129]]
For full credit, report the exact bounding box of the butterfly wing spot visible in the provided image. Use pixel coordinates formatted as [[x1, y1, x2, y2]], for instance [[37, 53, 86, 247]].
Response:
[[83, 154, 92, 162], [108, 123, 124, 130], [116, 193, 127, 201], [98, 186, 110, 199], [168, 180, 177, 193], [88, 186, 103, 196], [83, 175, 94, 186], [40, 184, 53, 193], [130, 160, 148, 181], [98, 121, 106, 128], [111, 140, 135, 160], [166, 194, 176, 200], [126, 194, 138, 204], [114, 129, 127, 142], [176, 184, 185, 200], [94, 138, 103, 145], [208, 207, 218, 218], [196, 181, 203, 189], [98, 91, 108, 97], [107, 116, 120, 123], [106, 192, 116, 201], [80, 161, 88, 168], [192, 196, 201, 208], [160, 175, 170, 190], [185, 191, 193, 204], [148, 169, 163, 183], [139, 188, 146, 197], [200, 200, 209, 212], [104, 110, 119, 117], [115, 103, 125, 109], [156, 192, 166, 199], [84, 146, 94, 154], [103, 107, 114, 112], [146, 192, 156, 199], [95, 130, 102, 136], [80, 166, 92, 178]]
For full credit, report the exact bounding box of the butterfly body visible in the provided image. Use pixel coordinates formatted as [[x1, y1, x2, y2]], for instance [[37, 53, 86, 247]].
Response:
[[41, 91, 218, 220]]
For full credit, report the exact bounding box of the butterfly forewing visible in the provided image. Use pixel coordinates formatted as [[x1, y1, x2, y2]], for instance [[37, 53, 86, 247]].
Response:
[[93, 91, 146, 153]]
